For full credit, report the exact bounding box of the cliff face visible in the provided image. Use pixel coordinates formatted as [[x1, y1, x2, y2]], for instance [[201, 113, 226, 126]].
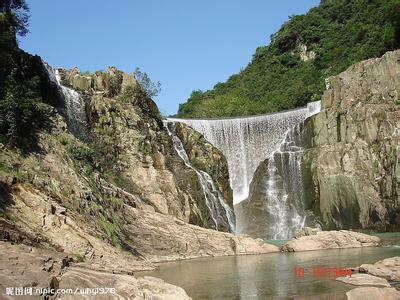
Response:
[[0, 60, 278, 282], [304, 50, 400, 231], [174, 122, 233, 207], [55, 66, 233, 231]]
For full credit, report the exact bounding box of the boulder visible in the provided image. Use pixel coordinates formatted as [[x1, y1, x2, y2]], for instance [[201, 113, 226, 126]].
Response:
[[281, 230, 380, 252], [359, 256, 400, 281], [346, 287, 400, 300], [336, 273, 390, 287]]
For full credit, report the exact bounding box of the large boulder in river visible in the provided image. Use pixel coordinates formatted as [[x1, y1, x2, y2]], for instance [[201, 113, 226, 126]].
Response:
[[281, 230, 380, 252], [346, 287, 400, 300], [336, 273, 391, 287], [358, 256, 400, 281], [303, 50, 400, 231]]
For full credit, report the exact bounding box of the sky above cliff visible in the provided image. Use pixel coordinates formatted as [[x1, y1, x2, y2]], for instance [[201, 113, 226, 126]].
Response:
[[21, 0, 319, 116]]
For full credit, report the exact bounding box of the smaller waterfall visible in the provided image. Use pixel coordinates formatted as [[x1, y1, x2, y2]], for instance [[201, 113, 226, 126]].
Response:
[[265, 124, 307, 239], [43, 62, 87, 135], [164, 120, 235, 232]]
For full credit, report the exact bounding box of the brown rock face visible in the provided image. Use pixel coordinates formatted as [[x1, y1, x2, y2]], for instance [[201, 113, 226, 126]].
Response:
[[304, 50, 400, 231], [281, 230, 380, 252]]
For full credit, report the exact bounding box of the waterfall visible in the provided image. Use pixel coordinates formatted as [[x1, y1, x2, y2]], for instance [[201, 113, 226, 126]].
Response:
[[42, 62, 87, 135], [164, 120, 235, 232], [263, 124, 308, 239], [168, 101, 320, 205]]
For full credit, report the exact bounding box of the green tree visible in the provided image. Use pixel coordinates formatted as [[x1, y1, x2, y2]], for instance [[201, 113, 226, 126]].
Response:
[[0, 75, 51, 149], [132, 67, 161, 98], [0, 0, 30, 38]]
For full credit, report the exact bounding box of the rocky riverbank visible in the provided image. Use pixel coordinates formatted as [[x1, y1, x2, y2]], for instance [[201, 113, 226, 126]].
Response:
[[0, 241, 192, 299], [335, 256, 400, 300]]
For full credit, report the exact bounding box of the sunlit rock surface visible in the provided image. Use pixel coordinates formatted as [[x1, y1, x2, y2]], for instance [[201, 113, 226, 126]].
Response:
[[304, 50, 400, 231], [346, 287, 400, 300], [281, 230, 380, 252]]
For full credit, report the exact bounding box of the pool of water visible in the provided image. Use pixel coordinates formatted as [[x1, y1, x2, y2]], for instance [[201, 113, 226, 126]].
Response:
[[137, 246, 400, 299]]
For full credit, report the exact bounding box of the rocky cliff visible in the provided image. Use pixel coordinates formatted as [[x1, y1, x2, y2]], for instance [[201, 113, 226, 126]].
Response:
[[304, 50, 400, 231], [235, 50, 399, 239], [55, 66, 234, 231], [174, 122, 233, 206], [0, 58, 279, 296]]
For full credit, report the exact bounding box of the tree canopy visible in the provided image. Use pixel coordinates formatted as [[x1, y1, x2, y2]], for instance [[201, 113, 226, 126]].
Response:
[[133, 67, 161, 98]]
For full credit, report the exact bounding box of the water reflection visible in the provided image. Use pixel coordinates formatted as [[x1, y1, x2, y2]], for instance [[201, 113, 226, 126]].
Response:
[[136, 247, 400, 299]]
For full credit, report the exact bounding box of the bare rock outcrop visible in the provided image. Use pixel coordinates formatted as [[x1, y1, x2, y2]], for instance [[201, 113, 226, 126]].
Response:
[[0, 242, 191, 299], [281, 230, 380, 252], [304, 50, 400, 231]]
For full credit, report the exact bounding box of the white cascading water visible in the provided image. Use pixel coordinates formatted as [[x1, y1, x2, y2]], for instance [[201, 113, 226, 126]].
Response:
[[164, 121, 235, 232], [168, 101, 320, 205], [42, 62, 87, 135], [264, 124, 308, 239]]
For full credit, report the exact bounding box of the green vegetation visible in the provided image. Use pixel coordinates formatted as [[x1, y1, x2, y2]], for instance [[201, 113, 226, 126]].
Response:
[[133, 67, 161, 98], [0, 0, 52, 150], [177, 0, 400, 118], [0, 75, 51, 148]]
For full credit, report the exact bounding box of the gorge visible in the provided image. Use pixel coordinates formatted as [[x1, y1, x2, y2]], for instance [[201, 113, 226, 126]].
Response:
[[169, 50, 400, 241], [1, 0, 400, 298]]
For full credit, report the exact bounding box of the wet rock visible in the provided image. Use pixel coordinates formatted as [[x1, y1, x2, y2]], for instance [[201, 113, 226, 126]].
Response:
[[174, 122, 233, 207]]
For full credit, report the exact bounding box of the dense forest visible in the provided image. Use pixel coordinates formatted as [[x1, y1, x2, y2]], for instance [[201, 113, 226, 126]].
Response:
[[176, 0, 400, 118]]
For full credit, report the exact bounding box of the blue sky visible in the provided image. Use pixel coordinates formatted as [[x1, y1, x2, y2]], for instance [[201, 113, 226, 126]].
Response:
[[21, 0, 319, 116]]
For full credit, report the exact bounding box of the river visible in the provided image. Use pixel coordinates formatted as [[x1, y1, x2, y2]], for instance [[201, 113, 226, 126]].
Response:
[[137, 243, 400, 299]]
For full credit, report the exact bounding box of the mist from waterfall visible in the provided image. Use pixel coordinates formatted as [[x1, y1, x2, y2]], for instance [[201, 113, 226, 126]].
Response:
[[168, 101, 320, 205], [43, 62, 87, 135], [164, 121, 235, 232]]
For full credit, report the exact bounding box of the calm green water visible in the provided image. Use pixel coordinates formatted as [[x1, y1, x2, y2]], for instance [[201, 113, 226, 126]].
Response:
[[137, 246, 400, 299]]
